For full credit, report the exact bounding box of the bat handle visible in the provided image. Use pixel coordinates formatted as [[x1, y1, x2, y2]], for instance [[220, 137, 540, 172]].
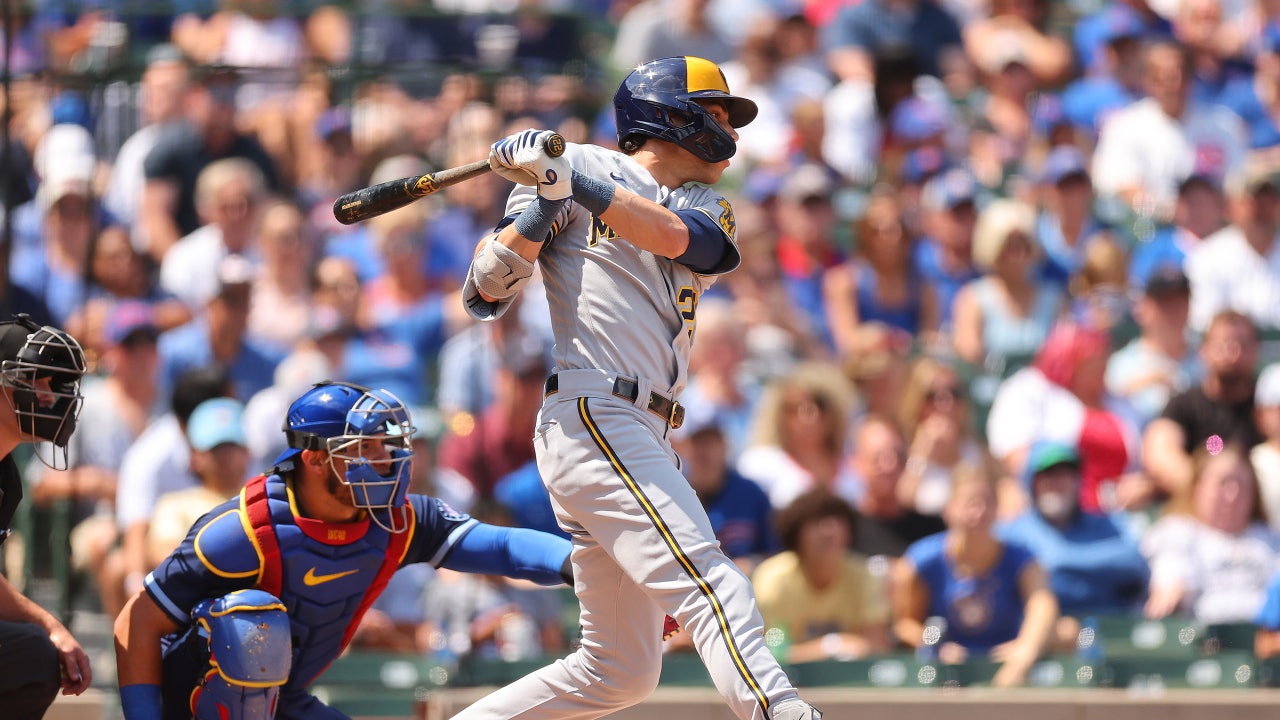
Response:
[[544, 133, 566, 158]]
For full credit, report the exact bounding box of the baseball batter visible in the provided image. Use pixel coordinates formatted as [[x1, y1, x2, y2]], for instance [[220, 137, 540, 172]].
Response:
[[459, 56, 821, 720]]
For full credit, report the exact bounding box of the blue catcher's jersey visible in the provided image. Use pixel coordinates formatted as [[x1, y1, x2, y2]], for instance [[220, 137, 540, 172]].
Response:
[[145, 473, 477, 696]]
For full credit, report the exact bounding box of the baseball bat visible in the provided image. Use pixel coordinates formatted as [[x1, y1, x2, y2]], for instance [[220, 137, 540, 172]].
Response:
[[332, 132, 566, 225]]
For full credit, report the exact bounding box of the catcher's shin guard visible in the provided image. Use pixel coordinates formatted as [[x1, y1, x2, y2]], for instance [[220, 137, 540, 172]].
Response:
[[190, 589, 292, 720]]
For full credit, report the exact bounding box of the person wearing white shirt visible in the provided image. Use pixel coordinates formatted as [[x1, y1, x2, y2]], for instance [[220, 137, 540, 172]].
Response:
[[1185, 169, 1280, 332], [1092, 40, 1247, 220]]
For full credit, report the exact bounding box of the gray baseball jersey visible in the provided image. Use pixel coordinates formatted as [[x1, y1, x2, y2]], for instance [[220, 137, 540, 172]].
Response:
[[456, 142, 797, 720]]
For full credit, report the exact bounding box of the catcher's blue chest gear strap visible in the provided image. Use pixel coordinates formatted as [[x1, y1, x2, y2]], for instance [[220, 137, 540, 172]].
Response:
[[241, 474, 413, 687]]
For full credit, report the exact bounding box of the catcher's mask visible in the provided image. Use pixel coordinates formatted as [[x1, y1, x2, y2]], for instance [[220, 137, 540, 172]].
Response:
[[277, 381, 416, 533], [614, 56, 758, 163], [0, 315, 86, 469]]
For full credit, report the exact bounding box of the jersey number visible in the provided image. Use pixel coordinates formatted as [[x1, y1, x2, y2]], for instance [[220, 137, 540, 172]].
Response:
[[677, 287, 697, 337]]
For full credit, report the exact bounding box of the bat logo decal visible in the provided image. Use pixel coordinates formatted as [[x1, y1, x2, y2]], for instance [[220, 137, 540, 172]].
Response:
[[412, 175, 439, 197]]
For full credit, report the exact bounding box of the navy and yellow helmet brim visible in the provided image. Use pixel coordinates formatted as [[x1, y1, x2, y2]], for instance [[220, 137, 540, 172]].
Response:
[[625, 56, 758, 128]]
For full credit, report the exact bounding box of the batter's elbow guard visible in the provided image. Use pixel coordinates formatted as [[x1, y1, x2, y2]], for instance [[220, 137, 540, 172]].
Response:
[[462, 266, 514, 321]]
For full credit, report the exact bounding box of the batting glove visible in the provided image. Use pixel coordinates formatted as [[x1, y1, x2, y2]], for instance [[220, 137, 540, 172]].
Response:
[[491, 130, 572, 202]]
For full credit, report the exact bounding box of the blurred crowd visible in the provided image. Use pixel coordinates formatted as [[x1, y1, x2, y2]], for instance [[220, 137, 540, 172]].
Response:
[[15, 0, 1280, 687]]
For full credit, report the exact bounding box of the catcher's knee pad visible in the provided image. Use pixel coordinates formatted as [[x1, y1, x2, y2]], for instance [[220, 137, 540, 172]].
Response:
[[190, 589, 292, 720]]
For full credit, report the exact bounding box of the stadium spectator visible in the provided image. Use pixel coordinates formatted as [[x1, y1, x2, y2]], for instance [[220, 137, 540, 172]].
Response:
[[438, 334, 548, 500], [913, 168, 982, 331], [103, 44, 191, 253], [1061, 3, 1148, 136], [965, 0, 1071, 86], [1128, 173, 1224, 290], [987, 322, 1143, 513], [1252, 364, 1280, 533], [773, 163, 843, 349], [1091, 40, 1246, 221], [610, 0, 734, 74], [1218, 24, 1280, 156], [1143, 310, 1263, 499], [896, 356, 1000, 517], [753, 489, 890, 663], [158, 254, 285, 403], [1142, 441, 1280, 624], [893, 465, 1059, 687], [1035, 146, 1107, 288], [246, 199, 314, 350], [141, 68, 280, 261], [738, 362, 857, 510], [680, 297, 760, 465], [9, 124, 100, 326], [1106, 266, 1200, 428], [843, 414, 948, 559], [952, 198, 1064, 366], [672, 410, 780, 574], [998, 441, 1150, 620], [821, 0, 965, 84], [1072, 0, 1171, 75], [824, 191, 937, 358], [361, 204, 439, 329], [1068, 233, 1132, 335], [158, 158, 267, 312], [1186, 166, 1280, 332], [146, 397, 250, 567]]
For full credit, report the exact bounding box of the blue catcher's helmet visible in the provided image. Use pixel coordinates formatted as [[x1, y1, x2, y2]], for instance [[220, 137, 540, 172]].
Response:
[[614, 56, 758, 163], [277, 381, 416, 533]]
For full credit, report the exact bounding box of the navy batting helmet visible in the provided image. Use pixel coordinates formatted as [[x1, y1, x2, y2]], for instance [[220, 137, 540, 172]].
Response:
[[614, 56, 758, 163]]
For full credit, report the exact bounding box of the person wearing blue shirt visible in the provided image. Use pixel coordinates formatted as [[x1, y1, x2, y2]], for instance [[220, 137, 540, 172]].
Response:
[[1217, 25, 1280, 150], [1034, 146, 1107, 288], [912, 169, 982, 331], [998, 441, 1149, 621], [113, 382, 572, 720], [158, 257, 286, 403], [1128, 174, 1223, 290], [893, 466, 1058, 687]]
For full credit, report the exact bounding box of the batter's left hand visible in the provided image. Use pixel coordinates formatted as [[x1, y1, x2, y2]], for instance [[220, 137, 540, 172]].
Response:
[[492, 130, 572, 201], [49, 625, 92, 695]]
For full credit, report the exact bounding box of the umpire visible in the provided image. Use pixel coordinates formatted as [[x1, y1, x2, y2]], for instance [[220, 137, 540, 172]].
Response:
[[0, 314, 93, 718]]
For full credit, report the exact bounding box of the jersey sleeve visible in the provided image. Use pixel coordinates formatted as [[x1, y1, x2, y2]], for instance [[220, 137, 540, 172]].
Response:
[[144, 498, 262, 626], [402, 494, 479, 568], [672, 186, 741, 276]]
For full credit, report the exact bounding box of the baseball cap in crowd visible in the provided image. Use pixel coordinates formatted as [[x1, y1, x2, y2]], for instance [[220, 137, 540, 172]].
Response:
[[921, 168, 977, 212], [104, 301, 159, 347], [1098, 4, 1148, 46], [1028, 441, 1081, 476], [901, 146, 950, 185], [1258, 364, 1280, 408], [889, 97, 948, 144], [186, 397, 246, 451], [315, 107, 353, 142], [50, 91, 94, 132], [980, 43, 1030, 75], [778, 163, 833, 205], [34, 124, 96, 213], [1142, 265, 1191, 299], [1039, 145, 1091, 186], [670, 405, 724, 442]]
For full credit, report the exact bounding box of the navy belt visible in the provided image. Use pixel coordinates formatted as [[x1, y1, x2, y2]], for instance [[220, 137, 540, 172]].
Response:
[[544, 373, 685, 429]]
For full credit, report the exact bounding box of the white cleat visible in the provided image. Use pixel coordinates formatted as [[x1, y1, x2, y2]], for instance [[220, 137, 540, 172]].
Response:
[[770, 698, 823, 720]]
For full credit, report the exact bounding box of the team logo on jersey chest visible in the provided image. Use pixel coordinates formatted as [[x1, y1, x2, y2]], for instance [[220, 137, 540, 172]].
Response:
[[589, 216, 618, 248]]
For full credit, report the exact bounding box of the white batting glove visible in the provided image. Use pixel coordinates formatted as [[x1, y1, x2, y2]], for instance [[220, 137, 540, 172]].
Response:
[[491, 130, 571, 202]]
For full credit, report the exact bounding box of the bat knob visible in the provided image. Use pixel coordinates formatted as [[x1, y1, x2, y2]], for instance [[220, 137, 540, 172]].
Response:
[[545, 133, 566, 157]]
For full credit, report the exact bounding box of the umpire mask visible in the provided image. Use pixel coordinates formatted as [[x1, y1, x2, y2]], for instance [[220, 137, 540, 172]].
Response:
[[0, 316, 87, 470]]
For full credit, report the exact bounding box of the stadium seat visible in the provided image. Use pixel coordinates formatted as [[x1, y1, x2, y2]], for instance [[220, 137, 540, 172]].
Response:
[[1102, 652, 1257, 689]]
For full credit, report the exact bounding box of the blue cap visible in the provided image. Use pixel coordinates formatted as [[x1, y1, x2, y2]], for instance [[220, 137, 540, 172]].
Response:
[[1039, 145, 1090, 185], [1098, 4, 1147, 45], [890, 97, 948, 143], [901, 146, 950, 185], [315, 107, 352, 141], [187, 398, 246, 452], [921, 168, 977, 212]]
